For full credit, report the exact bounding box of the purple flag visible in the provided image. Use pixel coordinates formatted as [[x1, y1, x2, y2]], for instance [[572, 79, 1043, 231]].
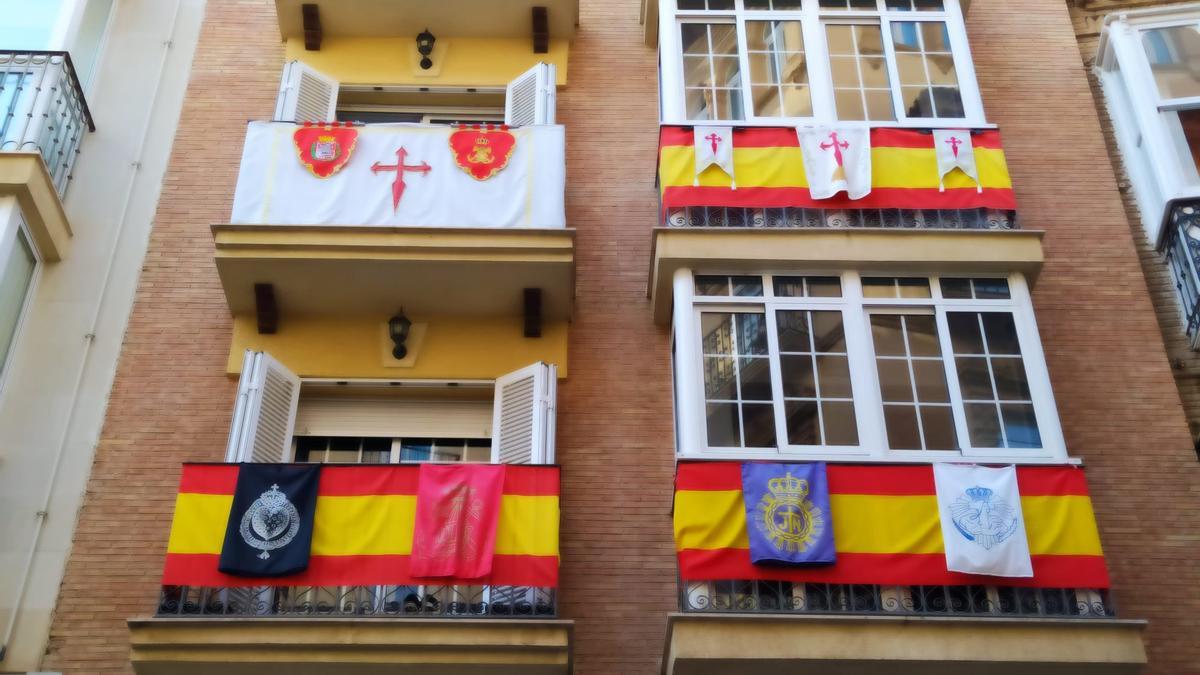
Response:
[[741, 462, 835, 565]]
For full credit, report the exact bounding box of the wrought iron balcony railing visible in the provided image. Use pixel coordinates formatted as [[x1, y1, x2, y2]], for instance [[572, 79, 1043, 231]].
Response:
[[682, 580, 1114, 619], [1162, 199, 1200, 349], [664, 206, 1018, 231], [158, 584, 557, 619], [0, 50, 94, 197]]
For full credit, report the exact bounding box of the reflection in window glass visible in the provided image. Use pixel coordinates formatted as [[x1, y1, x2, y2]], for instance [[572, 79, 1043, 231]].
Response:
[[1142, 24, 1200, 100], [819, 0, 877, 8], [885, 0, 944, 10], [948, 312, 1041, 449], [870, 313, 957, 450], [773, 275, 842, 298], [746, 20, 812, 117], [777, 310, 857, 445], [825, 23, 896, 121], [682, 23, 744, 120], [891, 21, 963, 118], [863, 277, 931, 298], [939, 277, 1011, 300], [745, 0, 805, 8], [701, 312, 776, 447], [695, 274, 764, 297]]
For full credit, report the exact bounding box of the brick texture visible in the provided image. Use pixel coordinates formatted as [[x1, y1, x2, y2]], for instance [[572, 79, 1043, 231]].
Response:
[[39, 0, 1199, 674]]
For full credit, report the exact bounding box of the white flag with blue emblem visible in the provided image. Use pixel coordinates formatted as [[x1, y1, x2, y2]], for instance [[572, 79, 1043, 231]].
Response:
[[933, 464, 1032, 578]]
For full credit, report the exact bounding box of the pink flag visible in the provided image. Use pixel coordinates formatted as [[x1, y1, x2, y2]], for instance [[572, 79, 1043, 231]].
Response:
[[411, 464, 506, 579]]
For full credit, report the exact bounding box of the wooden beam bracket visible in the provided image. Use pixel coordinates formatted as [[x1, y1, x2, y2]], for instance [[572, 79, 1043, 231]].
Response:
[[255, 283, 279, 334], [532, 7, 550, 54], [302, 3, 323, 51], [523, 288, 542, 338]]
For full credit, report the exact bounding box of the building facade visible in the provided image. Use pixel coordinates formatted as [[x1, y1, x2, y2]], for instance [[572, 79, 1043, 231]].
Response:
[[0, 1, 203, 671], [27, 1, 1200, 674]]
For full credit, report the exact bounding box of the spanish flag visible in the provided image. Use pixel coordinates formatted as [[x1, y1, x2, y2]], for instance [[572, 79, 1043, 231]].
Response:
[[659, 126, 1015, 212], [674, 462, 1108, 589], [164, 463, 559, 587]]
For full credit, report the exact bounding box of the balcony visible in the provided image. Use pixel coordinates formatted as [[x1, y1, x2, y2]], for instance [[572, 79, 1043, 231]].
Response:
[[128, 462, 572, 675], [1162, 199, 1200, 348], [664, 461, 1147, 674], [0, 50, 94, 260], [218, 120, 573, 331]]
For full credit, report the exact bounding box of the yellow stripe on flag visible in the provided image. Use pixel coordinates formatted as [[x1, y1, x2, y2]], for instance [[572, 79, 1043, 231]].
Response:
[[674, 489, 1103, 557], [659, 145, 1012, 190], [167, 493, 559, 557]]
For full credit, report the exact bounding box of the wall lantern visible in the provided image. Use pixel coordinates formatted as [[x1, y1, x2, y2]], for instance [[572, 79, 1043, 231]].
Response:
[[388, 310, 413, 359], [416, 29, 436, 70]]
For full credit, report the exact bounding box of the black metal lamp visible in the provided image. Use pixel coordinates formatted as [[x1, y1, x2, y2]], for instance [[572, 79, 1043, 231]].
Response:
[[388, 310, 413, 359], [416, 29, 436, 70]]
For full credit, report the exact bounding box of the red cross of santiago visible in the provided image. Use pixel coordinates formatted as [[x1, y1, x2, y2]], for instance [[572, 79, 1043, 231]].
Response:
[[945, 135, 963, 158], [371, 147, 432, 211], [705, 132, 722, 154], [820, 131, 850, 167]]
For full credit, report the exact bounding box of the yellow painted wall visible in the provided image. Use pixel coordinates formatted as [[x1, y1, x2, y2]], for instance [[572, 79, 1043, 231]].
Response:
[[227, 313, 568, 380], [285, 36, 569, 88]]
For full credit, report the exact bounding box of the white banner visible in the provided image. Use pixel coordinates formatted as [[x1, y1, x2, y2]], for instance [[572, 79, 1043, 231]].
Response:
[[230, 122, 566, 228], [933, 129, 982, 193], [694, 125, 735, 188], [933, 464, 1033, 578], [797, 126, 871, 200]]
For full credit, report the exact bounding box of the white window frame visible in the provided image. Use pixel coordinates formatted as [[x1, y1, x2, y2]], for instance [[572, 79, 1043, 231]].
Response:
[[0, 208, 42, 399], [675, 269, 1070, 464], [659, 0, 986, 126], [1099, 9, 1200, 247]]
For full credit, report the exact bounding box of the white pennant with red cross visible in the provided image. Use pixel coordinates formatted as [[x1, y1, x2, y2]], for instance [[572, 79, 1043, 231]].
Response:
[[694, 126, 736, 190], [933, 129, 982, 193], [797, 126, 872, 200]]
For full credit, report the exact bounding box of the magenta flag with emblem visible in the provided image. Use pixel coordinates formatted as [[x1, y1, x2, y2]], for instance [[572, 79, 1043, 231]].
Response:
[[411, 464, 506, 579]]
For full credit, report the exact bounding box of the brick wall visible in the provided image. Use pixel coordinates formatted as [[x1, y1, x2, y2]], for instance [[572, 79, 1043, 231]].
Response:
[[40, 0, 1200, 674]]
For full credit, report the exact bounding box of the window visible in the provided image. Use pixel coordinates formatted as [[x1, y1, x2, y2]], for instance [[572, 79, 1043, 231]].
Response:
[[0, 216, 38, 384], [662, 0, 981, 124], [679, 272, 1065, 460], [295, 436, 492, 463]]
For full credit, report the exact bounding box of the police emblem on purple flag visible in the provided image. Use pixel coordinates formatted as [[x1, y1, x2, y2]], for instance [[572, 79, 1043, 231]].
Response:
[[741, 463, 835, 565]]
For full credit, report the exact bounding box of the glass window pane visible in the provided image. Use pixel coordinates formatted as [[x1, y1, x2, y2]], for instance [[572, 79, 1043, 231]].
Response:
[[807, 276, 842, 297], [929, 87, 964, 117], [1001, 404, 1042, 448], [992, 356, 1031, 400], [982, 313, 1021, 355], [870, 314, 906, 355], [940, 277, 973, 299], [834, 89, 867, 121], [1142, 25, 1200, 100], [860, 57, 891, 87], [704, 356, 737, 399], [816, 355, 852, 398], [753, 85, 782, 116], [863, 277, 897, 298], [731, 275, 765, 297], [702, 313, 735, 354], [737, 313, 769, 355], [811, 311, 846, 352], [883, 405, 922, 449], [973, 278, 1011, 299], [876, 359, 913, 401], [948, 312, 984, 354], [401, 440, 434, 462], [823, 401, 859, 445], [294, 437, 327, 463], [905, 315, 941, 357], [785, 400, 820, 445], [706, 402, 741, 446], [712, 89, 744, 120], [920, 406, 958, 450], [896, 53, 928, 84], [708, 24, 739, 54], [712, 56, 742, 86], [965, 403, 1003, 447], [695, 275, 729, 296], [773, 276, 806, 298], [742, 403, 777, 447], [739, 356, 774, 400], [956, 355, 994, 399], [825, 23, 895, 122], [927, 54, 958, 84], [0, 229, 35, 373], [912, 359, 950, 401], [781, 354, 817, 397], [681, 23, 711, 54], [902, 87, 936, 117], [897, 277, 932, 298], [776, 310, 812, 352]]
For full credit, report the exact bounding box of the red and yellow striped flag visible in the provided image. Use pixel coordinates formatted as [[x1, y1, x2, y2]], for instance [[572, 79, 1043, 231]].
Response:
[[674, 462, 1108, 589], [659, 126, 1016, 212], [163, 463, 559, 587]]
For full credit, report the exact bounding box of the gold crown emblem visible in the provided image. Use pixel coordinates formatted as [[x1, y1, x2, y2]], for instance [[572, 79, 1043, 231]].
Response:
[[475, 137, 491, 145], [768, 472, 809, 499], [317, 134, 336, 143]]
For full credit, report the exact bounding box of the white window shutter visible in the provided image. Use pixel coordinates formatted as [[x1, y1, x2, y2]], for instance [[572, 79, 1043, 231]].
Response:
[[504, 62, 557, 127], [274, 60, 339, 123], [490, 362, 557, 464], [225, 350, 301, 463]]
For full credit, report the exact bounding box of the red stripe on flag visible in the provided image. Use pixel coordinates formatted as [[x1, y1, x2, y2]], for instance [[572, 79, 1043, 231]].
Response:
[[1016, 466, 1090, 496], [661, 186, 1017, 211], [178, 464, 239, 495], [660, 126, 1005, 150], [163, 553, 559, 588], [177, 464, 561, 497], [677, 549, 1110, 589]]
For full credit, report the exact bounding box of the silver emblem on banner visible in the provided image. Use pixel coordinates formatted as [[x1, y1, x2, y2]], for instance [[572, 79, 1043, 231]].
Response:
[[239, 483, 301, 560]]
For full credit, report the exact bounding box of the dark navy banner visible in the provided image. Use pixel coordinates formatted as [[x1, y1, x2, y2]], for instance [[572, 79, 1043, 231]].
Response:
[[218, 464, 320, 577], [741, 462, 835, 565]]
